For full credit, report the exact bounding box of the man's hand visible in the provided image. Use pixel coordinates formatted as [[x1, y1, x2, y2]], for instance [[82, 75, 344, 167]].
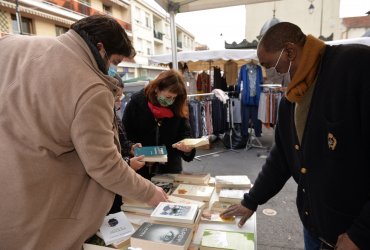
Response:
[[146, 186, 168, 207], [335, 233, 359, 250], [129, 156, 145, 171], [220, 204, 254, 228]]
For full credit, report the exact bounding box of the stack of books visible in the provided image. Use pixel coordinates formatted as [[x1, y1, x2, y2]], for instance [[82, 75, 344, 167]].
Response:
[[215, 175, 252, 191], [218, 188, 249, 204], [172, 184, 215, 202], [174, 172, 211, 186]]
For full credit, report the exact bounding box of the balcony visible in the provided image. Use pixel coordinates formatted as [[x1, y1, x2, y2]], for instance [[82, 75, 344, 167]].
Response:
[[153, 30, 163, 40], [43, 0, 131, 32]]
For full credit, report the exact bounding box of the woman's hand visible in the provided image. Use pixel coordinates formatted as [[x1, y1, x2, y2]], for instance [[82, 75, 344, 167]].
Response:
[[129, 156, 145, 171], [172, 141, 193, 153], [130, 143, 142, 156]]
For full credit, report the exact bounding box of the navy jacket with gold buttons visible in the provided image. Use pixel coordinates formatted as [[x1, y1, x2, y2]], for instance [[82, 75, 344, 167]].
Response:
[[242, 44, 370, 248]]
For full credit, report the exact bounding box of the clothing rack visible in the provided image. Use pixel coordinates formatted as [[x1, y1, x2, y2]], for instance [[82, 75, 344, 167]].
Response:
[[187, 92, 238, 161], [245, 84, 282, 151]]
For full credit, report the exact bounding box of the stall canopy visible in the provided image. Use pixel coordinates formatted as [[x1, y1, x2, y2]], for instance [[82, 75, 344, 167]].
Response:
[[149, 49, 258, 71], [153, 0, 281, 70]]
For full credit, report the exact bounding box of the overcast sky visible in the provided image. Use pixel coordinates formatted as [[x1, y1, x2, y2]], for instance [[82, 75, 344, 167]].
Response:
[[144, 0, 370, 50]]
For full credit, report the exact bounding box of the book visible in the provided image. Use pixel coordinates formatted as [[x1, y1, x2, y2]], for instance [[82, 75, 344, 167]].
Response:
[[151, 181, 174, 194], [218, 189, 249, 204], [130, 222, 193, 250], [98, 211, 135, 246], [174, 172, 211, 185], [151, 173, 178, 183], [200, 229, 255, 250], [168, 195, 206, 210], [121, 204, 154, 215], [172, 184, 215, 202], [83, 243, 115, 250], [134, 146, 168, 162], [210, 201, 234, 213], [174, 137, 209, 148], [215, 175, 252, 190], [151, 202, 199, 224], [200, 209, 236, 224]]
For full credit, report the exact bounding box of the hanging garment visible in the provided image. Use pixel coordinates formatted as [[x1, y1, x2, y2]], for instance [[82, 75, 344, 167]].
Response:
[[196, 71, 210, 93], [211, 98, 228, 135], [188, 100, 202, 138], [241, 105, 262, 138], [224, 60, 238, 86], [237, 64, 263, 106]]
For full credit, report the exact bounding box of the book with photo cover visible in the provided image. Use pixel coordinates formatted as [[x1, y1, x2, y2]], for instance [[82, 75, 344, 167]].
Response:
[[130, 222, 193, 250], [151, 202, 199, 224], [200, 229, 255, 250], [172, 184, 215, 202], [98, 211, 135, 246], [168, 195, 206, 210], [210, 201, 233, 213], [174, 137, 209, 148], [134, 146, 168, 162]]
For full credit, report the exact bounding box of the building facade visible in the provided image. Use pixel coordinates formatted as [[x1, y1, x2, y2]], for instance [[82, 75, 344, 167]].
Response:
[[0, 0, 195, 79]]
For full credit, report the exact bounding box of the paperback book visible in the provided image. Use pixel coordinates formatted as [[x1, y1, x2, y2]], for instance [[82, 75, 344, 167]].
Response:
[[174, 137, 209, 148], [174, 172, 211, 185], [200, 229, 255, 250], [172, 184, 215, 202], [151, 202, 199, 224], [98, 211, 135, 246], [200, 209, 236, 224], [215, 175, 252, 190], [167, 195, 206, 210], [134, 146, 168, 162], [130, 222, 193, 250], [218, 189, 249, 204], [210, 201, 234, 213]]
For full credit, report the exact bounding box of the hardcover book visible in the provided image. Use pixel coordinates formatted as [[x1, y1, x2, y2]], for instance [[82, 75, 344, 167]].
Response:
[[134, 146, 168, 162], [174, 137, 209, 148], [151, 202, 199, 224], [200, 229, 255, 250], [98, 211, 135, 246], [130, 222, 193, 250], [172, 184, 215, 202]]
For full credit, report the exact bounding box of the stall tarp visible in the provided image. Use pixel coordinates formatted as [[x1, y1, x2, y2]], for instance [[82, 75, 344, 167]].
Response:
[[326, 37, 370, 46], [149, 49, 258, 71]]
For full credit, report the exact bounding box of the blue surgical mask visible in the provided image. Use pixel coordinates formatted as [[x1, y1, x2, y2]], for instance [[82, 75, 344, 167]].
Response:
[[265, 48, 292, 86], [108, 64, 118, 77], [157, 95, 175, 107]]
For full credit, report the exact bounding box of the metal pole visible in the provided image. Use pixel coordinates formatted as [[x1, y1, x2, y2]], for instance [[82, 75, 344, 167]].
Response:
[[15, 0, 22, 34], [319, 0, 323, 37], [169, 10, 178, 70]]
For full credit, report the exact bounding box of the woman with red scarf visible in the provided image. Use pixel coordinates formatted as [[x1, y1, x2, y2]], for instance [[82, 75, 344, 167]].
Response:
[[122, 70, 195, 180]]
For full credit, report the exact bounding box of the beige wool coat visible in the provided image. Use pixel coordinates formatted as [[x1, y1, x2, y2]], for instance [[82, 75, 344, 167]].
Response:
[[0, 30, 157, 249]]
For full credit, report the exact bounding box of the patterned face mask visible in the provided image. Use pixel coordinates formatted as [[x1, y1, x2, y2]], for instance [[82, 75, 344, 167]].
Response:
[[108, 64, 118, 77], [157, 95, 175, 107]]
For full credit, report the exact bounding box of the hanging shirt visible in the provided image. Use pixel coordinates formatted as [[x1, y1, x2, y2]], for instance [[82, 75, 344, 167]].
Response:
[[237, 63, 263, 106]]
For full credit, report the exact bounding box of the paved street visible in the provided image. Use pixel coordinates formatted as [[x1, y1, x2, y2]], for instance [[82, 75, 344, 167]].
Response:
[[183, 127, 304, 250]]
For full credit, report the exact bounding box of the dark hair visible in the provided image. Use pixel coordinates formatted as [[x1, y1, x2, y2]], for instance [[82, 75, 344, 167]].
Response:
[[70, 14, 136, 58], [259, 22, 306, 52], [145, 70, 188, 118]]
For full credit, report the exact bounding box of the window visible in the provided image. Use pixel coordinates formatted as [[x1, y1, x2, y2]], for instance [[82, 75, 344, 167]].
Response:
[[146, 41, 152, 55], [135, 7, 141, 24], [11, 14, 33, 35], [103, 4, 112, 15], [145, 12, 151, 28], [137, 38, 143, 54], [165, 24, 170, 38], [55, 25, 68, 36]]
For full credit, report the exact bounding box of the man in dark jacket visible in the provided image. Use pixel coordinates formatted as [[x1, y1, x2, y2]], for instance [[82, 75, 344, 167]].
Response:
[[221, 22, 370, 250]]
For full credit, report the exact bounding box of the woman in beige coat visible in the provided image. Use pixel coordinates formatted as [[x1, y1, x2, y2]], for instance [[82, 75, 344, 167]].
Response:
[[0, 15, 167, 249]]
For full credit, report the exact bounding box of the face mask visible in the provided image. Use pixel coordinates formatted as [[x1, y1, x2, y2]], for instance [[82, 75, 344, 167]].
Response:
[[108, 64, 118, 77], [157, 95, 175, 107], [266, 48, 292, 86]]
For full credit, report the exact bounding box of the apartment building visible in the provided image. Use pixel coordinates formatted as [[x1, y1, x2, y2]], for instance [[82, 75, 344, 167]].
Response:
[[0, 0, 195, 79]]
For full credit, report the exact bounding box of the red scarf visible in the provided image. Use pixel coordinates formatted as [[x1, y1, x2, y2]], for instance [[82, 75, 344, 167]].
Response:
[[148, 101, 174, 119]]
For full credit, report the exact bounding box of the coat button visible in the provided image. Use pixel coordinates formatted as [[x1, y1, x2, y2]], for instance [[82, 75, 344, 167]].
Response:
[[302, 188, 305, 193], [295, 144, 300, 150], [305, 211, 309, 216], [301, 168, 307, 174]]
